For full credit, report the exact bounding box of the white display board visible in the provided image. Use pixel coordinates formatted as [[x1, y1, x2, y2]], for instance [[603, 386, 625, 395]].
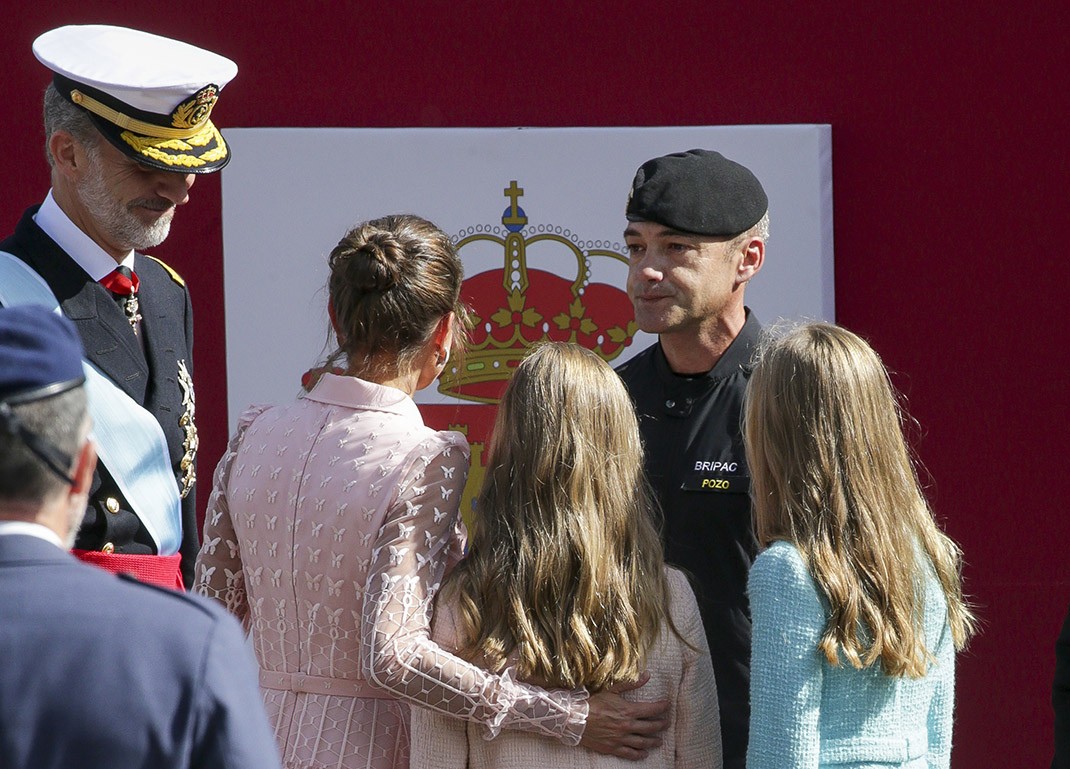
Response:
[[221, 125, 833, 426]]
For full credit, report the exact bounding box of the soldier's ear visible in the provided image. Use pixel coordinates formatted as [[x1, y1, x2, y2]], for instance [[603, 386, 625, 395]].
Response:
[[737, 237, 765, 285]]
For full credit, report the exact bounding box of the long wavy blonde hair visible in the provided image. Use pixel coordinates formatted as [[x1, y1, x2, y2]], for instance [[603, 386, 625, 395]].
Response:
[[442, 342, 675, 691], [744, 322, 975, 677]]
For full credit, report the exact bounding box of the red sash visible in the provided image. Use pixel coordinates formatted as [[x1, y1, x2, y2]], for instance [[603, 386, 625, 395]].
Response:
[[72, 550, 184, 590]]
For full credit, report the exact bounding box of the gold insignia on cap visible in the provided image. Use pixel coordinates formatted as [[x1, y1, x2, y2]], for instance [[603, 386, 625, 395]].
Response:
[[171, 85, 218, 130], [119, 125, 228, 168]]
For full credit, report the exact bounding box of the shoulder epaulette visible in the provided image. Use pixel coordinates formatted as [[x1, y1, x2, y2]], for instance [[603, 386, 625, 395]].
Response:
[[143, 255, 186, 287]]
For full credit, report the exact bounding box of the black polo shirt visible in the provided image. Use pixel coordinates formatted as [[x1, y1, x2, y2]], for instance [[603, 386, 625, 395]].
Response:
[[616, 311, 760, 769]]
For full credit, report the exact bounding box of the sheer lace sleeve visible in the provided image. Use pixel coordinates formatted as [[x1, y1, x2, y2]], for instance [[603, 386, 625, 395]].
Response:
[[361, 432, 589, 745], [193, 405, 269, 629], [409, 599, 470, 768]]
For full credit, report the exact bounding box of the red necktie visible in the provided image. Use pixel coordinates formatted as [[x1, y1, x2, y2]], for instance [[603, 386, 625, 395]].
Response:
[[101, 266, 141, 333]]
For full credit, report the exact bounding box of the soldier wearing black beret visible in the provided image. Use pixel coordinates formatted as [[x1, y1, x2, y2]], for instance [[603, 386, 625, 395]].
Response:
[[616, 148, 769, 769]]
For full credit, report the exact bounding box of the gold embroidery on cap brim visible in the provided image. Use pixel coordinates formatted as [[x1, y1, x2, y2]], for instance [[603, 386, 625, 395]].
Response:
[[177, 359, 198, 498], [120, 125, 228, 168]]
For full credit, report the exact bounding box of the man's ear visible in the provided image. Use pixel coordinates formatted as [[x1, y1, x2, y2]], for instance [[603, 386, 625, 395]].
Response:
[[736, 237, 765, 286], [57, 439, 96, 549], [48, 130, 84, 181], [69, 439, 97, 498]]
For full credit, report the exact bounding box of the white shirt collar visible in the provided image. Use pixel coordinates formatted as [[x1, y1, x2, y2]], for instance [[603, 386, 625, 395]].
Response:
[[33, 190, 135, 281], [0, 520, 66, 549]]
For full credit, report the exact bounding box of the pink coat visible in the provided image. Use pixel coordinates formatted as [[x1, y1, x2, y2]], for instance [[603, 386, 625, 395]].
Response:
[[195, 374, 586, 768]]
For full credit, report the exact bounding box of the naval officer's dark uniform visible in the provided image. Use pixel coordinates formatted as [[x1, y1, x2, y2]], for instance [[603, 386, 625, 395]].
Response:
[[5, 20, 238, 587], [0, 207, 199, 587], [617, 309, 761, 769]]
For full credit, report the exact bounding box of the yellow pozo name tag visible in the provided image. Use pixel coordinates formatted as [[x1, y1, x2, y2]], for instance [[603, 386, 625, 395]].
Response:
[[681, 472, 749, 493]]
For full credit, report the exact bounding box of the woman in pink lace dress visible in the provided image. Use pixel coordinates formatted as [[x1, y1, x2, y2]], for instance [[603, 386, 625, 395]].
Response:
[[194, 216, 668, 769], [411, 343, 722, 769]]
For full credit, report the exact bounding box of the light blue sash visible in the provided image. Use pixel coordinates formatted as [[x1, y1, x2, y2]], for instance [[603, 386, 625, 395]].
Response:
[[0, 251, 182, 554]]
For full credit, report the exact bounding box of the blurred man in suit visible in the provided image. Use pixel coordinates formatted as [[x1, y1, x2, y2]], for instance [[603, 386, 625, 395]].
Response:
[[0, 304, 280, 769]]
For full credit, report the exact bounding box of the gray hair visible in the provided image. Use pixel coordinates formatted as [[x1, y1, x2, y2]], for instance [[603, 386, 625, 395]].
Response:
[[751, 210, 771, 243], [727, 210, 770, 254], [42, 83, 99, 168], [0, 388, 89, 504]]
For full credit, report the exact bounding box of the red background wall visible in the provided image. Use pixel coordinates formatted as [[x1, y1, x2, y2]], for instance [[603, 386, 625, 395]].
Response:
[[2, 3, 1064, 764]]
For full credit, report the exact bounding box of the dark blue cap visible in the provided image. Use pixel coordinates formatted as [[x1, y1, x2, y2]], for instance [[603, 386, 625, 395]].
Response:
[[626, 149, 768, 237], [0, 305, 85, 403]]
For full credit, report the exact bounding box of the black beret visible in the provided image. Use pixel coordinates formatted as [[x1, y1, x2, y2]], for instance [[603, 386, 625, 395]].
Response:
[[0, 305, 85, 403], [626, 149, 768, 237]]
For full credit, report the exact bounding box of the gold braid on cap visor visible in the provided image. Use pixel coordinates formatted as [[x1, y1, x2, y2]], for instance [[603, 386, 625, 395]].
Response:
[[70, 89, 210, 140]]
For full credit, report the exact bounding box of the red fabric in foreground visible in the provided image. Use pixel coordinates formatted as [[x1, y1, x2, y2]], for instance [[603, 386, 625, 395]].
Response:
[[72, 550, 184, 591]]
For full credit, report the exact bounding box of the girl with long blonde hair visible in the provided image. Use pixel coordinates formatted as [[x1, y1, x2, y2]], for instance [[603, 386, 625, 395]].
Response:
[[411, 342, 722, 769], [744, 322, 975, 769]]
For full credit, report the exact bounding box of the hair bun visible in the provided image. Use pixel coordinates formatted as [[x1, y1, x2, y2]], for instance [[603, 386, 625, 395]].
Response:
[[338, 231, 405, 294], [325, 214, 464, 374]]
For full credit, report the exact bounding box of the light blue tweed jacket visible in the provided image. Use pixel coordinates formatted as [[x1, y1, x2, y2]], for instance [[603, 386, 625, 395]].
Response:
[[747, 541, 955, 769]]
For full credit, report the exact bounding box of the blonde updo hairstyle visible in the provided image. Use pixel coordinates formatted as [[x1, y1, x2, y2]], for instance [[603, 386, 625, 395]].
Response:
[[326, 214, 467, 381]]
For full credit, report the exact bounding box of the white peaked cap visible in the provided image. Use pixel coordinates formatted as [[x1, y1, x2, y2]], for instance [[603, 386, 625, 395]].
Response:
[[33, 24, 238, 173]]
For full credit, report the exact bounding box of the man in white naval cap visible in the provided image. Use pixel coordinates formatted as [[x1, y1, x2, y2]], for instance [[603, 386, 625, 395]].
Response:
[[0, 25, 238, 589]]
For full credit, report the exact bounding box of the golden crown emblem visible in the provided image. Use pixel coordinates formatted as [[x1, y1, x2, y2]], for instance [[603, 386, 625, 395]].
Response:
[[171, 84, 219, 129], [437, 181, 638, 404]]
